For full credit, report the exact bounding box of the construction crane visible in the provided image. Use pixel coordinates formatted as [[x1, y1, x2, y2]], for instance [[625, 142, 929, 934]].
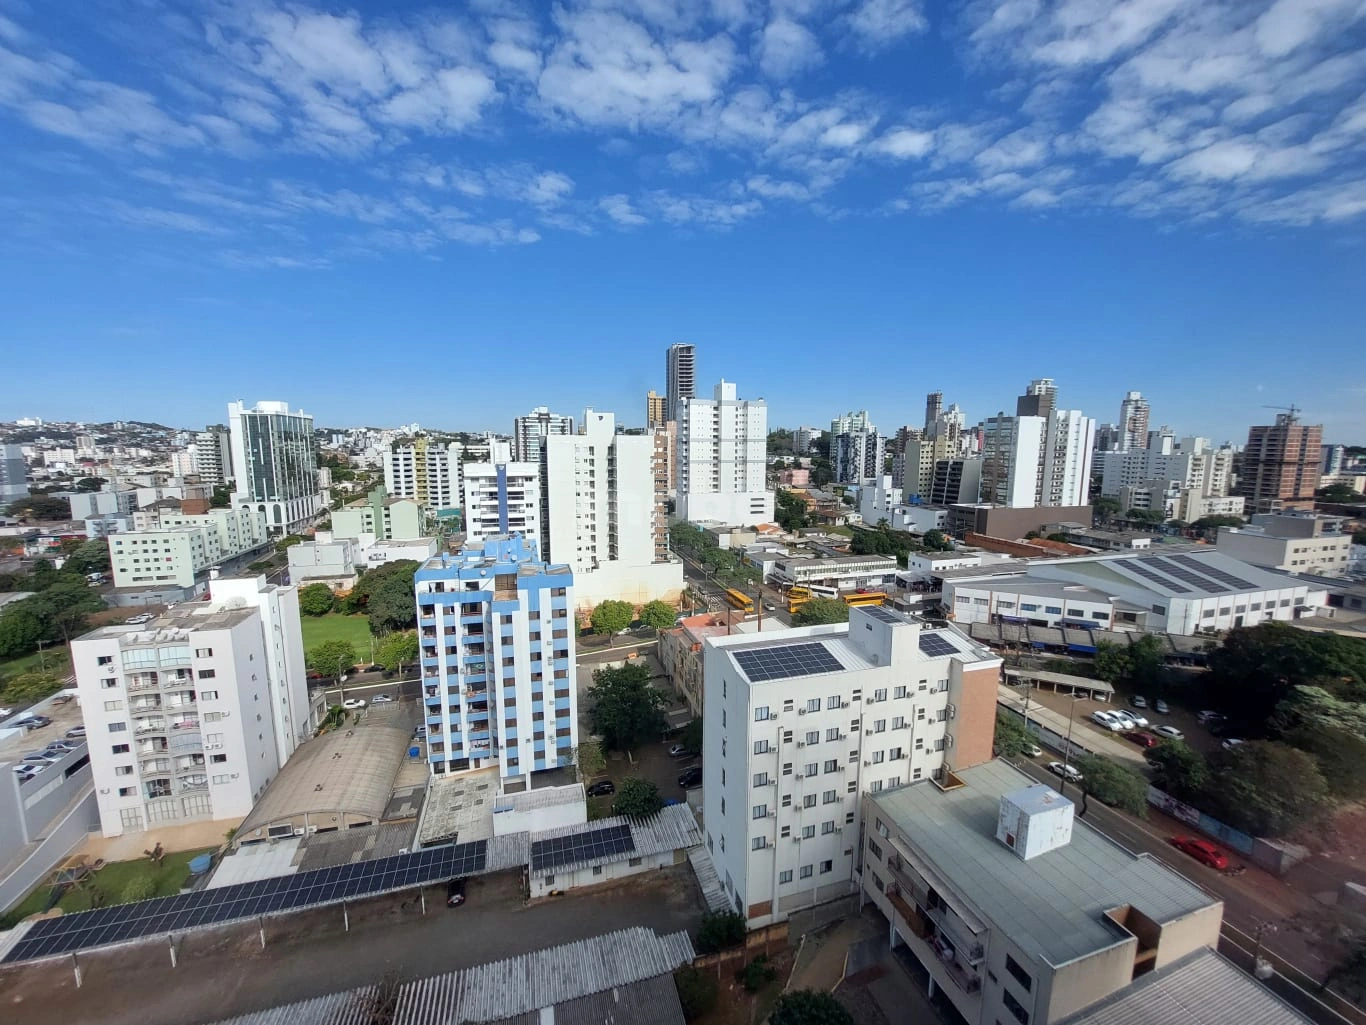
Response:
[[1261, 404, 1301, 419]]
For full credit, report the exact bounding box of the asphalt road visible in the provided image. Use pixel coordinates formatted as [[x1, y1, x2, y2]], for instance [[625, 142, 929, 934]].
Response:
[[676, 550, 793, 627]]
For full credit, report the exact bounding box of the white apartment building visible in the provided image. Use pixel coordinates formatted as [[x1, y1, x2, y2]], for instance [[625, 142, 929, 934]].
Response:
[[544, 409, 683, 607], [903, 435, 954, 500], [109, 506, 269, 588], [833, 429, 884, 485], [830, 410, 874, 437], [414, 536, 577, 784], [385, 435, 463, 511], [1097, 436, 1234, 500], [981, 411, 1094, 508], [331, 490, 427, 541], [773, 554, 900, 591], [194, 425, 233, 486], [1179, 492, 1247, 522], [666, 343, 697, 424], [1118, 390, 1150, 451], [513, 407, 574, 462], [228, 400, 321, 534], [858, 477, 950, 534], [71, 579, 310, 837], [702, 609, 1002, 926], [462, 441, 542, 544], [677, 380, 774, 525], [68, 488, 138, 520], [0, 443, 27, 502], [1040, 410, 1095, 508]]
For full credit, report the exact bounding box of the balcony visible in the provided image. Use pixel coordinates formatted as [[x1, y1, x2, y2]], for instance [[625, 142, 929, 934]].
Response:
[[127, 674, 159, 693], [169, 733, 203, 755], [141, 759, 173, 775], [177, 778, 208, 793], [129, 700, 164, 716], [176, 757, 206, 773], [169, 718, 200, 733], [135, 720, 169, 736]]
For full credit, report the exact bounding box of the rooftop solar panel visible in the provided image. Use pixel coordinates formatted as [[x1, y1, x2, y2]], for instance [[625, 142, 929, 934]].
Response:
[[1120, 560, 1193, 594], [733, 642, 844, 683], [861, 605, 906, 625], [3, 839, 488, 964], [918, 633, 960, 658], [1148, 558, 1237, 594], [1168, 554, 1256, 591], [530, 824, 635, 873]]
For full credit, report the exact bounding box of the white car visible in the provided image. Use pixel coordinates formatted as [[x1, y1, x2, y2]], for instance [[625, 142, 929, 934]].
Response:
[[1126, 710, 1150, 728], [1130, 695, 1148, 709], [1153, 725, 1185, 741], [1047, 761, 1084, 783], [1089, 710, 1125, 732], [1109, 709, 1138, 730], [1221, 738, 1245, 751], [342, 698, 367, 710], [370, 694, 395, 704], [0, 707, 12, 719]]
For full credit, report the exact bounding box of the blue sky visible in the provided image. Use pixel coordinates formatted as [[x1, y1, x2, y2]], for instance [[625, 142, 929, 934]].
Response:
[[1, 0, 1364, 444]]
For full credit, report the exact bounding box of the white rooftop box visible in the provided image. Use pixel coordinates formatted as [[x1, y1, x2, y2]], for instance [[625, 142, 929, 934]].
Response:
[[996, 784, 1074, 861]]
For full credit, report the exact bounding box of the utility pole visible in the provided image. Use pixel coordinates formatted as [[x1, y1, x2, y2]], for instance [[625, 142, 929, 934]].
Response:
[[1058, 693, 1080, 797]]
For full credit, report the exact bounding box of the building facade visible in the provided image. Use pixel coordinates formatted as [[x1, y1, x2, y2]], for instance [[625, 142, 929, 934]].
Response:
[[108, 506, 269, 588], [929, 458, 983, 506], [194, 425, 234, 487], [677, 380, 774, 524], [70, 583, 309, 838], [512, 407, 574, 463], [0, 444, 28, 502], [1236, 413, 1323, 514], [385, 435, 463, 512], [462, 442, 542, 545], [833, 429, 885, 485], [666, 343, 696, 424], [702, 610, 1002, 926], [330, 488, 427, 542], [228, 400, 320, 535], [1118, 391, 1150, 452], [1217, 511, 1353, 576], [646, 390, 667, 429], [414, 536, 577, 785], [544, 409, 683, 607]]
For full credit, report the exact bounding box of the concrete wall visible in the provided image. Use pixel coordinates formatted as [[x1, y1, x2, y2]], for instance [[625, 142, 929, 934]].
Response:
[[1152, 903, 1223, 970], [949, 505, 1093, 539], [1044, 941, 1137, 1023], [950, 664, 1000, 770], [528, 847, 684, 898], [0, 790, 99, 913]]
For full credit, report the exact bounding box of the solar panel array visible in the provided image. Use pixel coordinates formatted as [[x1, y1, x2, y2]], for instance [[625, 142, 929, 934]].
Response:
[[530, 824, 634, 873], [918, 633, 960, 658], [1149, 558, 1232, 594], [4, 840, 487, 964], [861, 605, 906, 625], [733, 642, 844, 682], [1121, 560, 1193, 593], [1169, 554, 1256, 591]]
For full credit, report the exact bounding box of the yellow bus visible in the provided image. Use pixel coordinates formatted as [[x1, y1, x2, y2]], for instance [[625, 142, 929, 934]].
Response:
[[724, 588, 755, 613], [843, 591, 888, 607], [788, 585, 812, 599]]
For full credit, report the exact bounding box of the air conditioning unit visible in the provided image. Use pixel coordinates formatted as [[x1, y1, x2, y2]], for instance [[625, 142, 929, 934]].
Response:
[[864, 760, 871, 766], [769, 779, 777, 787], [865, 729, 873, 736], [768, 712, 779, 721], [794, 774, 804, 780], [796, 741, 805, 748], [841, 702, 850, 709], [767, 810, 776, 817], [798, 709, 807, 715]]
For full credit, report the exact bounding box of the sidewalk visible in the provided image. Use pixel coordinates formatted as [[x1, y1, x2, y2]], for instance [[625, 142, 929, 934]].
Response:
[[786, 913, 882, 993]]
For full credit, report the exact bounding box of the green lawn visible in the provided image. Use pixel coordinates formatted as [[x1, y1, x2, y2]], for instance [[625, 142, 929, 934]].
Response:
[[300, 613, 375, 660], [0, 648, 72, 680], [1, 848, 217, 927]]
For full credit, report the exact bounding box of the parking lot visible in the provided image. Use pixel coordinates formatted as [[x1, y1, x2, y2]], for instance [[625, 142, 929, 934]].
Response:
[[1020, 683, 1227, 757]]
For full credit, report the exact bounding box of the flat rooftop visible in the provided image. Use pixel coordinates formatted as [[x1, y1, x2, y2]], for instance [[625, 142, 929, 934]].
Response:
[[947, 576, 1115, 603], [873, 760, 1218, 966], [80, 604, 258, 644]]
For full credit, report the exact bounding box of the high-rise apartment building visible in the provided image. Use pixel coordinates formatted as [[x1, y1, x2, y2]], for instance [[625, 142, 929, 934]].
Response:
[[463, 441, 542, 544], [1016, 379, 1057, 419], [981, 410, 1094, 508], [70, 578, 309, 837], [702, 608, 1002, 926], [833, 430, 884, 484], [512, 407, 574, 462], [666, 343, 697, 423], [1236, 413, 1322, 514], [414, 536, 577, 783], [646, 390, 667, 430], [929, 458, 983, 506], [228, 400, 320, 535], [194, 425, 234, 487], [924, 392, 943, 432], [386, 435, 464, 511], [792, 426, 820, 455], [830, 410, 874, 438], [1118, 391, 1150, 451], [677, 380, 774, 524], [1322, 444, 1345, 476], [1099, 436, 1236, 501], [1040, 410, 1096, 507], [544, 409, 683, 606], [903, 435, 955, 501], [0, 443, 29, 502]]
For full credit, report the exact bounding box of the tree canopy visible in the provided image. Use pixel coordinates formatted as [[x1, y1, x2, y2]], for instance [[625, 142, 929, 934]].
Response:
[[791, 598, 849, 626], [5, 495, 70, 521], [375, 631, 419, 672], [1092, 634, 1166, 694], [1145, 739, 1209, 802], [1203, 740, 1331, 837], [306, 639, 358, 678], [587, 662, 666, 752], [347, 559, 420, 634], [590, 599, 634, 639], [1273, 686, 1366, 799], [921, 529, 954, 552], [613, 777, 663, 817], [1206, 623, 1366, 730], [769, 990, 855, 1025], [1073, 754, 1149, 817], [1317, 482, 1364, 503], [63, 538, 112, 576], [297, 583, 336, 616], [74, 477, 108, 492], [637, 599, 677, 632], [775, 489, 811, 532], [993, 711, 1034, 758]]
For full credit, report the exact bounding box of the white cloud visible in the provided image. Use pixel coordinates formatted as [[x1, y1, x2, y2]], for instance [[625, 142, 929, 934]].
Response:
[[846, 0, 928, 49], [525, 171, 575, 205], [974, 127, 1050, 172], [600, 193, 647, 224], [380, 67, 497, 132], [746, 175, 812, 199], [757, 18, 823, 80], [869, 126, 934, 158]]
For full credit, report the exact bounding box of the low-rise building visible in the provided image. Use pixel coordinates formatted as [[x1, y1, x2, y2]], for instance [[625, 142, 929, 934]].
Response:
[[331, 487, 427, 541], [703, 608, 1002, 927], [361, 536, 439, 568], [68, 488, 138, 520], [108, 506, 269, 589], [1046, 525, 1157, 551], [659, 611, 786, 717], [861, 761, 1223, 1025], [1177, 492, 1246, 523], [772, 553, 899, 592], [1217, 511, 1353, 577], [287, 533, 359, 588], [946, 504, 1093, 540]]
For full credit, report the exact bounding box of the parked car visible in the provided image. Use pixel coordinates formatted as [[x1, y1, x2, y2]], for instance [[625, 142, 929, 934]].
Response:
[[44, 742, 78, 754], [586, 780, 616, 797], [1024, 743, 1043, 758], [11, 715, 51, 729], [1124, 730, 1161, 749], [1047, 761, 1083, 783], [764, 602, 776, 612], [1154, 699, 1170, 714], [1221, 738, 1245, 751], [1168, 835, 1229, 870], [1089, 711, 1125, 732], [1153, 725, 1185, 741], [678, 766, 704, 789], [65, 726, 87, 739], [668, 743, 689, 758], [342, 698, 366, 710], [370, 694, 394, 704], [1109, 709, 1138, 730], [0, 707, 12, 719], [446, 877, 467, 907], [1130, 695, 1148, 709], [1197, 710, 1226, 726]]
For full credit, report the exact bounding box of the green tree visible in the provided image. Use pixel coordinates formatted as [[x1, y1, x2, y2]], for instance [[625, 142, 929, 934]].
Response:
[[588, 662, 666, 752], [679, 718, 703, 756], [1317, 482, 1364, 503], [571, 740, 606, 783], [792, 597, 849, 626], [0, 603, 47, 658], [1273, 686, 1366, 798], [1323, 936, 1366, 1003], [993, 711, 1034, 757], [1206, 623, 1366, 729], [673, 967, 719, 1022], [1204, 740, 1331, 837], [1, 671, 65, 704], [769, 990, 855, 1025], [274, 534, 306, 553], [590, 599, 634, 642], [637, 599, 677, 632], [209, 485, 231, 509], [376, 631, 419, 673], [1191, 514, 1244, 536], [1092, 641, 1132, 684], [1146, 740, 1209, 801], [297, 583, 335, 616], [921, 529, 954, 552], [695, 910, 747, 954], [6, 495, 70, 520], [74, 476, 108, 492], [1092, 497, 1121, 523], [775, 488, 812, 532], [366, 574, 416, 634], [613, 777, 663, 817], [1073, 755, 1149, 817], [63, 538, 112, 576], [1354, 529, 1366, 547], [736, 954, 778, 993], [306, 639, 359, 679]]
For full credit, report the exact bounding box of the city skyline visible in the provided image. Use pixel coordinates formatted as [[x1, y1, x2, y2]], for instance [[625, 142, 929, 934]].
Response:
[[1, 1, 1363, 441]]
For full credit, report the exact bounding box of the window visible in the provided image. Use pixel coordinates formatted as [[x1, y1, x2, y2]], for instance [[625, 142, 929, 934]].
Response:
[[847, 781, 857, 793], [592, 866, 603, 876], [752, 804, 768, 819], [211, 753, 227, 764], [751, 836, 767, 850], [781, 795, 792, 807], [803, 794, 816, 809], [118, 786, 135, 797], [820, 859, 833, 874], [101, 678, 117, 689], [802, 825, 815, 839], [1006, 954, 1033, 992], [197, 669, 216, 680], [200, 690, 218, 700], [872, 750, 885, 764], [781, 824, 791, 837], [783, 729, 793, 743], [823, 759, 838, 773], [783, 762, 793, 776], [874, 719, 886, 733], [109, 721, 127, 733], [115, 765, 133, 776], [1002, 988, 1030, 1024], [204, 711, 223, 723], [873, 688, 887, 702], [753, 739, 770, 755], [804, 762, 817, 776], [806, 698, 820, 713], [827, 695, 841, 709], [870, 780, 883, 793], [868, 839, 883, 860], [825, 727, 840, 742], [103, 700, 123, 711], [892, 716, 906, 729], [194, 648, 213, 658], [800, 865, 813, 879], [783, 699, 793, 712], [1044, 605, 1062, 615], [823, 789, 837, 804], [889, 747, 903, 760], [97, 655, 113, 666], [917, 707, 926, 721], [894, 685, 907, 698], [779, 870, 793, 884], [111, 744, 129, 754], [754, 705, 769, 721], [805, 731, 819, 745], [212, 774, 231, 785]]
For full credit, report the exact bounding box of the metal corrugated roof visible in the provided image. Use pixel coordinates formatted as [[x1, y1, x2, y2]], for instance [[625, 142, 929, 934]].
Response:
[[201, 987, 382, 1025], [1056, 948, 1313, 1025]]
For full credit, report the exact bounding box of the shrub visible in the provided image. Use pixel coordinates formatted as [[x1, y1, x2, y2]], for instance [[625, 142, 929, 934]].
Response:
[[122, 876, 156, 903], [674, 966, 719, 1021], [735, 953, 778, 993], [695, 909, 747, 954]]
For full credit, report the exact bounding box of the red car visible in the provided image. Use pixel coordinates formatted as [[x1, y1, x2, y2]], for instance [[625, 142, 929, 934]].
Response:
[[1168, 836, 1229, 870], [1125, 730, 1161, 749]]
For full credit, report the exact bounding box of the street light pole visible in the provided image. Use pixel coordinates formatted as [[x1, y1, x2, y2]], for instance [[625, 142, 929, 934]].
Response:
[[1059, 692, 1080, 798]]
